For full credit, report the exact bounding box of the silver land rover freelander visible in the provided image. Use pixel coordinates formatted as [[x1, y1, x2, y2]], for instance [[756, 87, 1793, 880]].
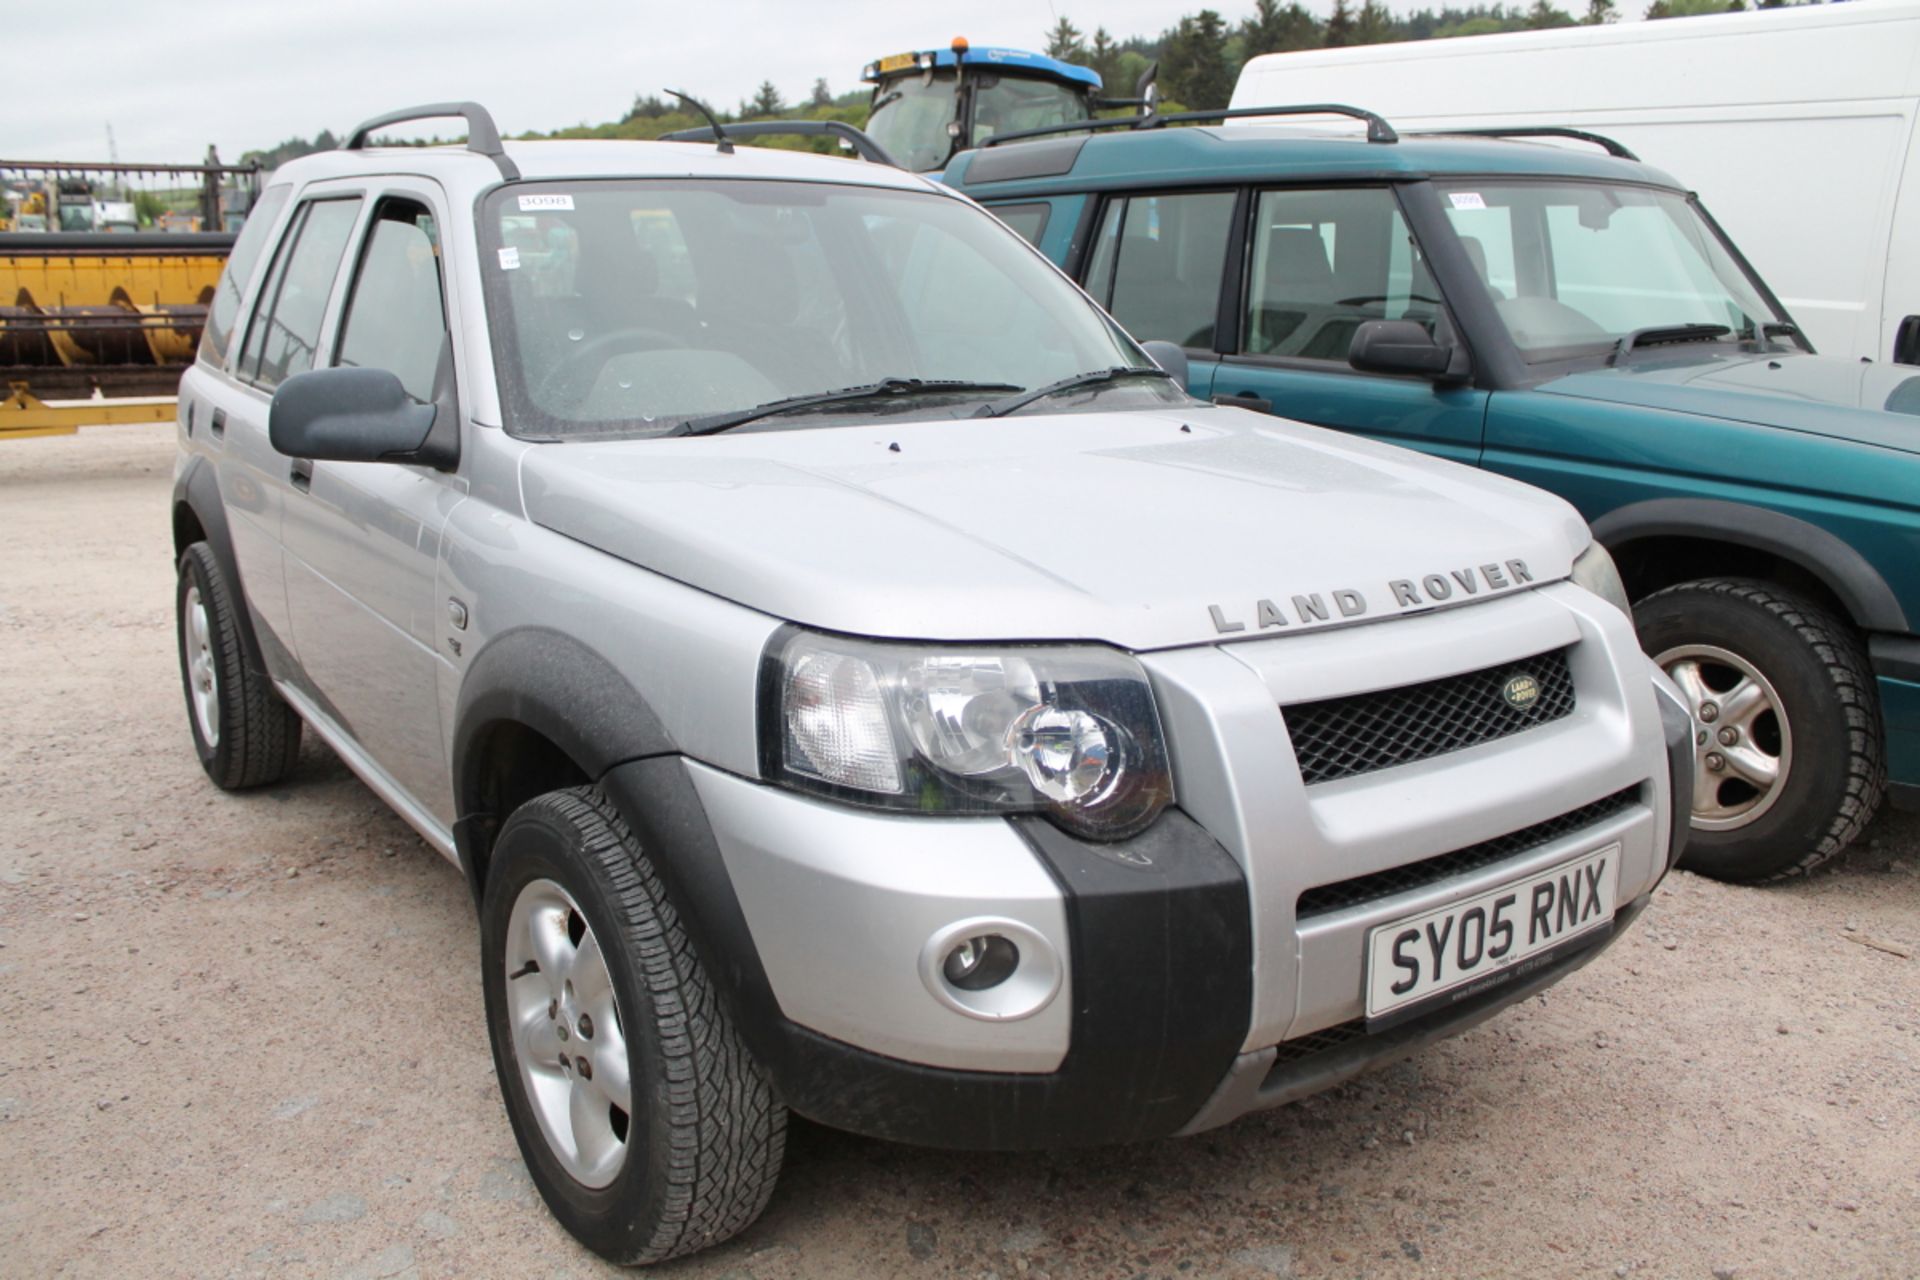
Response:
[[171, 102, 1693, 1265]]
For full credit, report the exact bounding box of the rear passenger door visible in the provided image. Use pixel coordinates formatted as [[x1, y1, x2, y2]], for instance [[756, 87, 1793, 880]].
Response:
[[1209, 186, 1488, 466], [278, 185, 466, 824]]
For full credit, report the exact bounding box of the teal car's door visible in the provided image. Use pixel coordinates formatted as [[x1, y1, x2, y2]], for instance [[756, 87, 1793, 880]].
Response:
[[1207, 186, 1487, 465], [1057, 184, 1488, 465]]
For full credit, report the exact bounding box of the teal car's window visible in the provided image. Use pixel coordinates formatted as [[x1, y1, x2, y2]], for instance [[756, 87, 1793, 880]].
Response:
[[1084, 191, 1235, 350], [1438, 181, 1785, 361], [1242, 187, 1438, 362], [237, 197, 363, 390], [990, 202, 1052, 247], [335, 199, 447, 404]]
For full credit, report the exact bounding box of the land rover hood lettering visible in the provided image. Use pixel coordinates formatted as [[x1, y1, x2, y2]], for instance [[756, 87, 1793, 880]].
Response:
[[517, 408, 1581, 650], [1209, 560, 1535, 635]]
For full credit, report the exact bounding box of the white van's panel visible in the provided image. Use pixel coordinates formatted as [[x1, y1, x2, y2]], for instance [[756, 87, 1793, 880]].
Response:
[[1230, 1, 1920, 363]]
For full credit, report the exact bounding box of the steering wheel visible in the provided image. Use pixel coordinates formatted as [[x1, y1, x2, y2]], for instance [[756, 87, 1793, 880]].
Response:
[[534, 326, 688, 404], [1336, 294, 1445, 308]]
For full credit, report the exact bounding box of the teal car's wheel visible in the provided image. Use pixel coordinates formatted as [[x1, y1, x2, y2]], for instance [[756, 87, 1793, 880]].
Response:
[[1636, 578, 1883, 882]]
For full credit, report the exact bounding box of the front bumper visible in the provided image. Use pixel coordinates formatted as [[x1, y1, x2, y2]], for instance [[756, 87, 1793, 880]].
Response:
[[604, 596, 1693, 1151]]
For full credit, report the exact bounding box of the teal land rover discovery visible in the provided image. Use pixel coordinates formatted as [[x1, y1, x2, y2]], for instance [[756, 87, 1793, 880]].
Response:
[[945, 108, 1920, 883]]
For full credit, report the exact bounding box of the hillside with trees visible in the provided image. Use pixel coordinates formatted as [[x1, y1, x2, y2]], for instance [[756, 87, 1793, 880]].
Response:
[[239, 0, 1838, 164]]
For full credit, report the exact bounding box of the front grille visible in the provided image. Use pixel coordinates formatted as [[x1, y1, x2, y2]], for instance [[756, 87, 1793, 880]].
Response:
[[1283, 648, 1576, 786], [1296, 786, 1641, 919]]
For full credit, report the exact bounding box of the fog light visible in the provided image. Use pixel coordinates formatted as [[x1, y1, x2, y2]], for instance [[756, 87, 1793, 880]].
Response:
[[919, 917, 1063, 1022], [942, 933, 1020, 991]]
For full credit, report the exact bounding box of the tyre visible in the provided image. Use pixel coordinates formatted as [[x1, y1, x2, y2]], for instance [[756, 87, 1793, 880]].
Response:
[[175, 542, 302, 789], [1635, 578, 1883, 883], [480, 786, 786, 1265]]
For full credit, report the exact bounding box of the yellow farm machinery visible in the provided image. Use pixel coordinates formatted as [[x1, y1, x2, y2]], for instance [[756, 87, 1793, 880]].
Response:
[[1, 158, 259, 438]]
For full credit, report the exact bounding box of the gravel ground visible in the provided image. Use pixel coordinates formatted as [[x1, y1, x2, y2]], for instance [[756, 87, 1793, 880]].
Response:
[[2, 424, 1917, 1280]]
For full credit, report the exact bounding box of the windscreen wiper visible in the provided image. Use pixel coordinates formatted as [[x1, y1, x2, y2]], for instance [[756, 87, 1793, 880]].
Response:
[[674, 378, 1022, 437], [972, 366, 1175, 419], [1611, 324, 1731, 364]]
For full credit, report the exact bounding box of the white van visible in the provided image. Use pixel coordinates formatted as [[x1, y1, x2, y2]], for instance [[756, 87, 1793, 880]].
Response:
[[1230, 1, 1920, 365]]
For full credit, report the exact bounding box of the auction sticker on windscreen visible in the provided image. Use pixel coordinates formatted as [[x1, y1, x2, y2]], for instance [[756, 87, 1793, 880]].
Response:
[[1366, 845, 1620, 1028]]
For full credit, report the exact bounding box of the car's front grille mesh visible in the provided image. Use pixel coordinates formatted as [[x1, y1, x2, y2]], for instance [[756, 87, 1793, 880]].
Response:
[[1283, 648, 1577, 786], [1295, 786, 1642, 920]]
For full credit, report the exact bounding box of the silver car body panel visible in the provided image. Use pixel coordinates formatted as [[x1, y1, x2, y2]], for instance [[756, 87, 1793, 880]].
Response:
[[687, 760, 1074, 1073]]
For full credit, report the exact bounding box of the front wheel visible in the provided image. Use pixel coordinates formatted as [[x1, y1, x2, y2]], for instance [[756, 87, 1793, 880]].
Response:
[[480, 787, 785, 1265], [1635, 578, 1884, 882]]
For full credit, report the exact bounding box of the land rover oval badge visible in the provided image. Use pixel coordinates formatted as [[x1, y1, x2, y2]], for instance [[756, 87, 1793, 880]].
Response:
[[1503, 674, 1541, 710]]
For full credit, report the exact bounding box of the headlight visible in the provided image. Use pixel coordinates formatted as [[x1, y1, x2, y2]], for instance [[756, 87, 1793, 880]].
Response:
[[1570, 539, 1634, 628], [760, 629, 1173, 840]]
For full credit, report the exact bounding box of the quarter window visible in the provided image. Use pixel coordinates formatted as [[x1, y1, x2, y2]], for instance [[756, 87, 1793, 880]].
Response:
[[1084, 192, 1235, 350], [1242, 187, 1438, 362], [237, 197, 363, 390], [335, 199, 448, 404], [990, 203, 1052, 248], [199, 184, 291, 369]]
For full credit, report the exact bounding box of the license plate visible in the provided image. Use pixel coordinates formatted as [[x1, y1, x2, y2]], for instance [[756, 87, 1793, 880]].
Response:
[[878, 52, 918, 73], [1364, 844, 1619, 1029]]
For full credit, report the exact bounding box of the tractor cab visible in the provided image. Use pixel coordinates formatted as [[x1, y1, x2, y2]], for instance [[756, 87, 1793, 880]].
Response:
[[862, 38, 1125, 173]]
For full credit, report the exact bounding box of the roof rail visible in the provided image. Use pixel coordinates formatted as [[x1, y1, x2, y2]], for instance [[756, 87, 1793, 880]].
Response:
[[1424, 127, 1638, 161], [343, 102, 519, 180], [660, 120, 900, 168], [979, 102, 1398, 150]]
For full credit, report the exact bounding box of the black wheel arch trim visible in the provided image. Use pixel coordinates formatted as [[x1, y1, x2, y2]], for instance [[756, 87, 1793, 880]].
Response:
[[1592, 497, 1907, 633], [173, 455, 273, 679]]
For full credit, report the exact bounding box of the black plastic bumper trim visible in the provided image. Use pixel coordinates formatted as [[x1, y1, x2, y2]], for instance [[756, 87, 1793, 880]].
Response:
[[596, 758, 1254, 1150]]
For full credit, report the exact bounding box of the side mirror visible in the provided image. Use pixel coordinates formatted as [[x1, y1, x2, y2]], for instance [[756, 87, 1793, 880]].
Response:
[[1140, 339, 1189, 389], [1348, 319, 1464, 382], [1894, 314, 1920, 366], [269, 367, 450, 469]]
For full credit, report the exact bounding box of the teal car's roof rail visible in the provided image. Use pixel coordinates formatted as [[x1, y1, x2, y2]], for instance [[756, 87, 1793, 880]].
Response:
[[978, 102, 1399, 150], [1421, 126, 1638, 161]]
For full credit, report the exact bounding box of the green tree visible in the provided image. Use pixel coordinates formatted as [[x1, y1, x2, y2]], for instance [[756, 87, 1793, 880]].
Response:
[[1584, 0, 1618, 22], [1045, 16, 1087, 62], [809, 78, 832, 109], [1526, 0, 1577, 26], [1648, 0, 1746, 15], [1087, 27, 1127, 94], [1162, 10, 1234, 109], [1327, 0, 1357, 46], [747, 81, 785, 118], [1356, 0, 1396, 41], [132, 190, 168, 227], [1242, 0, 1323, 55]]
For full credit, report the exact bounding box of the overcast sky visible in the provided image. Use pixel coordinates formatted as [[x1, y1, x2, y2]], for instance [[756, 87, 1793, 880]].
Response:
[[12, 0, 1657, 166]]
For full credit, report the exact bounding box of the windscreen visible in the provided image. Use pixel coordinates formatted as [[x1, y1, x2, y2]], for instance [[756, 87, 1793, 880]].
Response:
[[1437, 181, 1787, 362], [865, 75, 962, 173], [481, 179, 1149, 439]]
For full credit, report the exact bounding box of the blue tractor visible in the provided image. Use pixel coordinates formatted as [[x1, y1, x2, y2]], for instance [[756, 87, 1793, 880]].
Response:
[[861, 37, 1153, 173]]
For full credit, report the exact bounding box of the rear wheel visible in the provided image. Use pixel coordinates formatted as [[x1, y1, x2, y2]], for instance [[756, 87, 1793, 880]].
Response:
[[1636, 578, 1883, 882], [480, 786, 785, 1264], [174, 542, 302, 788]]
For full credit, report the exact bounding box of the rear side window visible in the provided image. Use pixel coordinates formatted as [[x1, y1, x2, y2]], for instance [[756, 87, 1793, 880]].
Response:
[[1242, 187, 1437, 362], [198, 184, 291, 369], [1082, 192, 1234, 350], [236, 198, 363, 390], [335, 199, 447, 403], [990, 203, 1052, 248]]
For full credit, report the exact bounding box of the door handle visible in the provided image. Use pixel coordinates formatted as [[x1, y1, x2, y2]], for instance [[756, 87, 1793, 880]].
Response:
[[289, 459, 313, 492], [1213, 392, 1272, 413], [208, 407, 227, 439]]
